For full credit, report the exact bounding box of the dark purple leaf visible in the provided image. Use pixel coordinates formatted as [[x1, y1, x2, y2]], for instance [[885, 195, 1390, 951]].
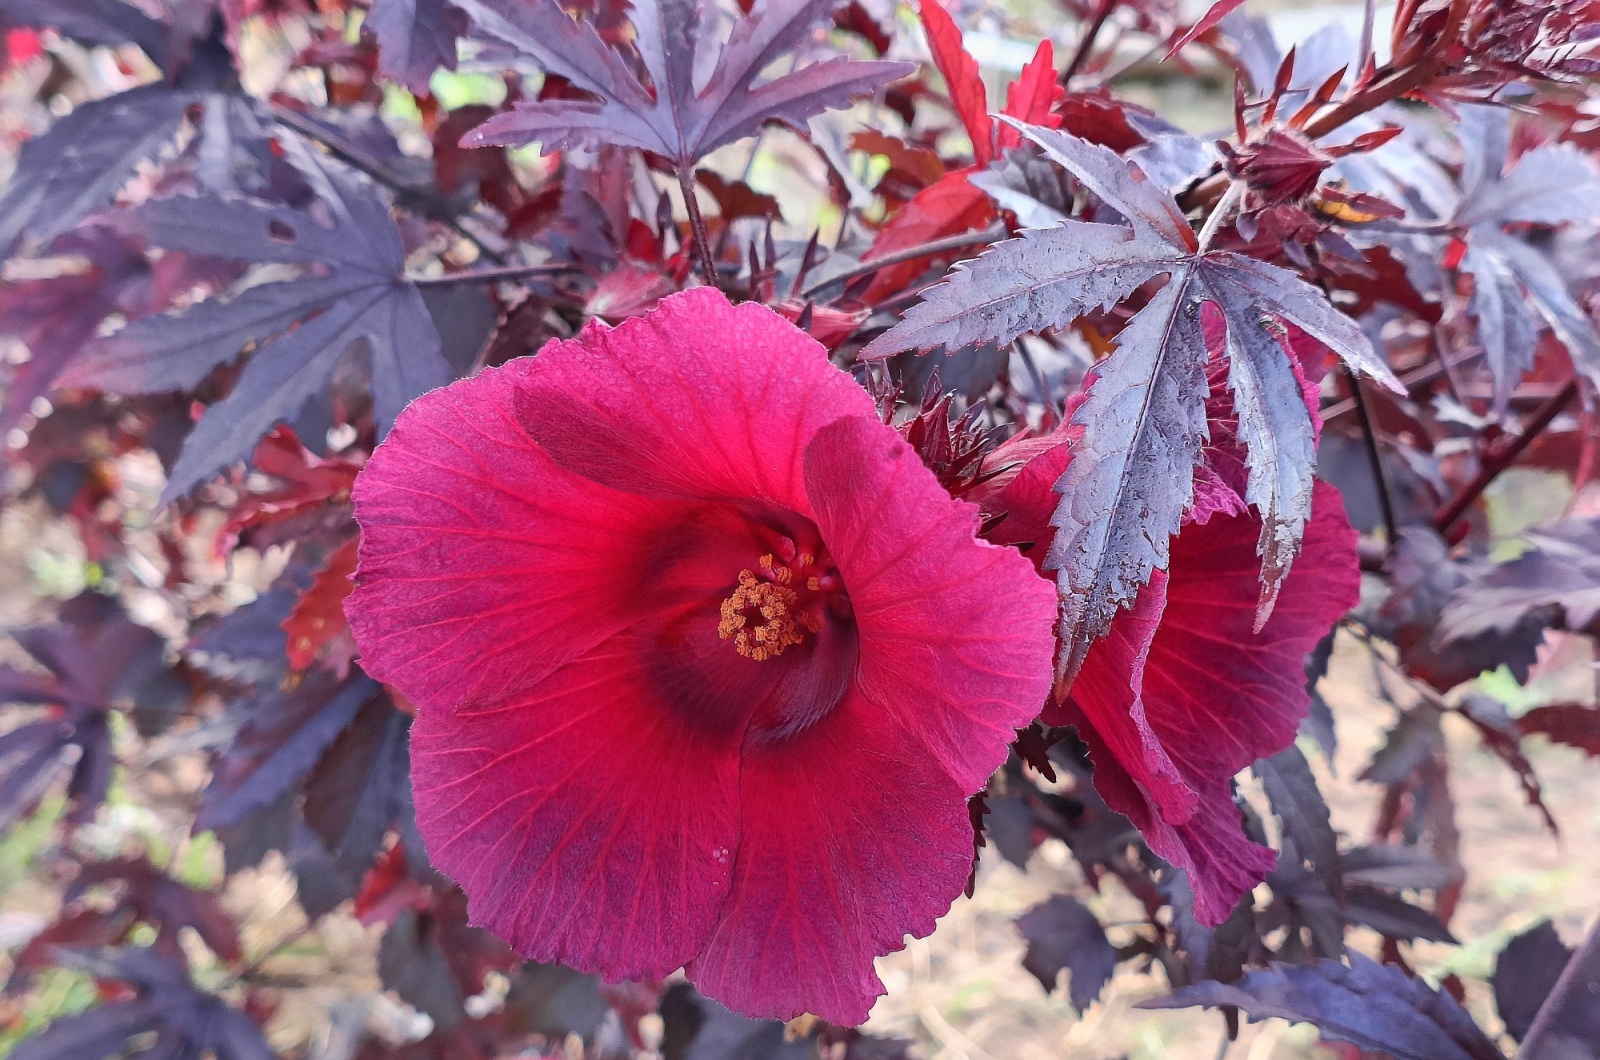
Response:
[[303, 693, 413, 878], [1340, 886, 1456, 943], [0, 594, 176, 830], [12, 948, 273, 1060], [453, 0, 913, 169], [0, 85, 192, 255], [1451, 106, 1600, 409], [0, 0, 171, 70], [196, 673, 382, 832], [62, 141, 449, 503], [378, 888, 515, 1034], [1015, 895, 1119, 1010], [1438, 516, 1600, 643], [1495, 919, 1571, 1042], [1359, 704, 1444, 787], [864, 120, 1397, 677], [185, 585, 302, 684], [1254, 744, 1341, 900], [1141, 954, 1504, 1060], [367, 0, 467, 92], [1382, 527, 1546, 690]]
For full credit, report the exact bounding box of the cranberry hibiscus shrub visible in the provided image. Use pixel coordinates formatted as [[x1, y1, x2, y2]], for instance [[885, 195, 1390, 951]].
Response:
[[1, 0, 1599, 1054]]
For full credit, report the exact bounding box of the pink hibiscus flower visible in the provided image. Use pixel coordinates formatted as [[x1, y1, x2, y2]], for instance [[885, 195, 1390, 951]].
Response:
[[344, 287, 1057, 1024], [976, 364, 1360, 925]]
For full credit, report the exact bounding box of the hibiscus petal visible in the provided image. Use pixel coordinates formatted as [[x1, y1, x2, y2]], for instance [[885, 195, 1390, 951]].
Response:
[[803, 415, 1058, 791], [1144, 481, 1359, 786], [409, 625, 745, 980], [515, 288, 879, 512], [349, 361, 766, 713], [1065, 703, 1276, 925], [687, 685, 974, 1025], [1065, 481, 1359, 923]]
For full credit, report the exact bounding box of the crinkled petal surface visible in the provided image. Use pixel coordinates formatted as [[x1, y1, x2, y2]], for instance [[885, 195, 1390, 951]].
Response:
[[983, 426, 1360, 924], [348, 289, 1059, 1024], [688, 417, 1056, 1023], [810, 417, 1058, 790], [513, 286, 880, 508], [1060, 481, 1359, 922]]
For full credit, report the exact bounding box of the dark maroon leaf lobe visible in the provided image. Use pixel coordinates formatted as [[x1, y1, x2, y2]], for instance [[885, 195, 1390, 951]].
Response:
[[1143, 954, 1505, 1060], [866, 120, 1395, 681], [367, 0, 467, 92], [452, 0, 913, 168]]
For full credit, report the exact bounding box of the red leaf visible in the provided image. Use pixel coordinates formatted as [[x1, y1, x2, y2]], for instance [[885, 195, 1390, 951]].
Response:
[[918, 0, 993, 165], [1519, 703, 1600, 756], [283, 538, 360, 675], [996, 39, 1063, 151], [1167, 0, 1251, 56], [860, 170, 994, 301]]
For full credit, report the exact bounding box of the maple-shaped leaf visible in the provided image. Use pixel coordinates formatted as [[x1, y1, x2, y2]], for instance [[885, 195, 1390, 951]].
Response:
[[0, 593, 177, 831], [1254, 744, 1340, 900], [10, 948, 272, 1060], [196, 672, 386, 833], [62, 141, 449, 504], [1451, 105, 1600, 410], [1143, 954, 1504, 1060], [0, 4, 253, 253], [865, 119, 1399, 677], [452, 0, 913, 169]]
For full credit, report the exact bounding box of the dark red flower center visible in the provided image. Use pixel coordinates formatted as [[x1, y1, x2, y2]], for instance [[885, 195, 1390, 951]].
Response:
[[717, 550, 844, 661]]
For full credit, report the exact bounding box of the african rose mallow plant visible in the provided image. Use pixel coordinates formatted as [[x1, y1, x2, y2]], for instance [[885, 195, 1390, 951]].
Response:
[[343, 286, 1059, 1023]]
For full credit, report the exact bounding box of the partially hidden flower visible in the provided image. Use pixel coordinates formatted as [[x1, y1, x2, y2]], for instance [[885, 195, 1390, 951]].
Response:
[[975, 356, 1359, 925], [345, 287, 1057, 1024]]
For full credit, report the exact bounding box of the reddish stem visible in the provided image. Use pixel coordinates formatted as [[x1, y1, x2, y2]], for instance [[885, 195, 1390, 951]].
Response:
[[1431, 379, 1579, 534], [1062, 0, 1116, 83]]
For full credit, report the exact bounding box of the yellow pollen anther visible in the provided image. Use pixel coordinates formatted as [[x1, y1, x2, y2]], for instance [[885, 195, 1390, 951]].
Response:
[[717, 566, 818, 661]]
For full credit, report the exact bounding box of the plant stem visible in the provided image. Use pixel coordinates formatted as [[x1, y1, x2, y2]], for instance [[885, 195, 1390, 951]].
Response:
[[1355, 0, 1378, 85], [1063, 0, 1116, 83], [677, 165, 719, 284], [1519, 915, 1600, 1059], [410, 262, 569, 287], [269, 104, 506, 266], [1195, 180, 1243, 252], [1348, 369, 1401, 548], [1432, 378, 1579, 533], [799, 224, 1005, 298], [1301, 0, 1467, 139]]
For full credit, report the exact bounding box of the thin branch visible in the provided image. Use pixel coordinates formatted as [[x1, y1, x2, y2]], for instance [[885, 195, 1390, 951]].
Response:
[[677, 165, 720, 284], [269, 104, 506, 266], [1349, 368, 1401, 547], [799, 224, 1005, 298], [1432, 378, 1580, 533], [1301, 0, 1468, 139], [1195, 180, 1243, 252], [1519, 915, 1600, 1059], [1063, 0, 1117, 83], [409, 262, 571, 287], [1322, 345, 1477, 422]]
